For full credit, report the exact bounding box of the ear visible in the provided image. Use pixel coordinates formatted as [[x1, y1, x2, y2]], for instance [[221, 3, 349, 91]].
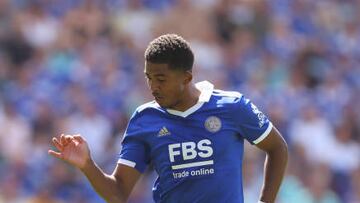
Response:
[[183, 71, 193, 85]]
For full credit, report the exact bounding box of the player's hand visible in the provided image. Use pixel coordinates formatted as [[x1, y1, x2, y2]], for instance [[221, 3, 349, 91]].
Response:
[[48, 134, 91, 169]]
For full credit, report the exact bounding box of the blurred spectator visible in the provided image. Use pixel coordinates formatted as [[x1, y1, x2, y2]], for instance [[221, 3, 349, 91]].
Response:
[[277, 151, 313, 203], [329, 121, 360, 202], [18, 3, 59, 49], [305, 164, 341, 203], [0, 102, 32, 161], [26, 188, 64, 203], [242, 143, 263, 203], [350, 167, 360, 203], [289, 103, 336, 165], [64, 97, 112, 163], [0, 171, 28, 203]]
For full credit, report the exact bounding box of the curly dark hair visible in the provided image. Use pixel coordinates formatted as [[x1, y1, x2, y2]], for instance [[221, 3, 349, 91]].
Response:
[[144, 34, 194, 71]]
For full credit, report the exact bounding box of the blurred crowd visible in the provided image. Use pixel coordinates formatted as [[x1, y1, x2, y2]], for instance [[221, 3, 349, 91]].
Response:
[[0, 0, 359, 202]]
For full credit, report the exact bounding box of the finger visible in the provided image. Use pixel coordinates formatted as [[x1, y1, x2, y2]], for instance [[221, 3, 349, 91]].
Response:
[[60, 134, 66, 145], [73, 135, 84, 146], [48, 150, 63, 160], [73, 134, 85, 143], [60, 134, 72, 146], [65, 135, 73, 145], [52, 137, 63, 151]]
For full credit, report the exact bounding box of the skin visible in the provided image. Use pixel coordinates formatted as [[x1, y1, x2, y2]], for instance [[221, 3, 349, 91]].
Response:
[[144, 62, 200, 111], [256, 127, 288, 203], [49, 62, 288, 203]]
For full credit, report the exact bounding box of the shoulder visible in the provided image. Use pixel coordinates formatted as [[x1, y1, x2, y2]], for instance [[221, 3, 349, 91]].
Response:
[[135, 101, 162, 113], [130, 101, 165, 123], [211, 89, 245, 106], [210, 89, 257, 118], [124, 101, 164, 137]]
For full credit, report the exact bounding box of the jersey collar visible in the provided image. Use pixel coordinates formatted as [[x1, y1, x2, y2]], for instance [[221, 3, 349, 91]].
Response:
[[166, 80, 214, 118]]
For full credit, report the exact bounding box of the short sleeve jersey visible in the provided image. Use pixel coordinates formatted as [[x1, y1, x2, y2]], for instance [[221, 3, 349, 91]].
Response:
[[118, 81, 273, 203]]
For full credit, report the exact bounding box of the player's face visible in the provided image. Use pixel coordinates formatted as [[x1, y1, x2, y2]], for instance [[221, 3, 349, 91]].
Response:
[[144, 62, 189, 109]]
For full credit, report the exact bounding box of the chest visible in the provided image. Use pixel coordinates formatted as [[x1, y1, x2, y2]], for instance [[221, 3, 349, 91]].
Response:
[[144, 114, 243, 165]]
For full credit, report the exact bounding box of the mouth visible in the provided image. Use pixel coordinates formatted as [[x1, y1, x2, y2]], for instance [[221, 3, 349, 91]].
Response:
[[152, 94, 163, 102], [154, 96, 163, 102]]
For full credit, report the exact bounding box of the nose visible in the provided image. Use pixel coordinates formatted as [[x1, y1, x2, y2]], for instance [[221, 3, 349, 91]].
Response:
[[147, 79, 160, 93]]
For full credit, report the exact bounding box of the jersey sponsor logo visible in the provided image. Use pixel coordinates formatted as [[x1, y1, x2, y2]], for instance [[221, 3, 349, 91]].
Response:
[[168, 139, 215, 179], [204, 116, 222, 133], [168, 139, 213, 169], [158, 126, 171, 137], [250, 103, 266, 128]]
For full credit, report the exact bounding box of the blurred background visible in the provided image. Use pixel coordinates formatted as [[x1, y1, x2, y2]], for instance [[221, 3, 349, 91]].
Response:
[[0, 0, 359, 202]]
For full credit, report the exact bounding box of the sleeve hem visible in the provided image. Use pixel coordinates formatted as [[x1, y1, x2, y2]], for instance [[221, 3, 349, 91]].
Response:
[[117, 158, 136, 168], [253, 122, 273, 145]]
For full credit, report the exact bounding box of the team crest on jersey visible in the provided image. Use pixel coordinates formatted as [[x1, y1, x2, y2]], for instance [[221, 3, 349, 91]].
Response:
[[205, 116, 222, 133]]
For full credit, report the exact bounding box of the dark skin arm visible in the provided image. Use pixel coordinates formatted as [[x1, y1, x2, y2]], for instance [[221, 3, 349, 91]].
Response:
[[255, 126, 288, 203], [80, 159, 141, 203], [49, 134, 141, 203]]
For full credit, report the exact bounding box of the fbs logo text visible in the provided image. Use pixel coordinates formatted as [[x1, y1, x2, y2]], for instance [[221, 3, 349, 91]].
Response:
[[168, 139, 214, 170]]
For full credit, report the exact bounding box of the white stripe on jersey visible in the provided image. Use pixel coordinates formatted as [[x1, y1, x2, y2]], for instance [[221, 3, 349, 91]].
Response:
[[253, 122, 273, 144], [117, 158, 136, 168], [171, 160, 214, 170]]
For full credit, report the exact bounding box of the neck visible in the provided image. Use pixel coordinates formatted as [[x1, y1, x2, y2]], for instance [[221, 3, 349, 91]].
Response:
[[171, 83, 200, 112]]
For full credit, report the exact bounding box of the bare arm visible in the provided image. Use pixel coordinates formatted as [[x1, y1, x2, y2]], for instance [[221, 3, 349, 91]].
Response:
[[48, 134, 141, 203], [80, 158, 141, 203], [255, 127, 288, 203]]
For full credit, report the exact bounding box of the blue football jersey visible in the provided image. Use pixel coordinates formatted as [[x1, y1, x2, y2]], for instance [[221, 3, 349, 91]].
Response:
[[118, 81, 273, 203]]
